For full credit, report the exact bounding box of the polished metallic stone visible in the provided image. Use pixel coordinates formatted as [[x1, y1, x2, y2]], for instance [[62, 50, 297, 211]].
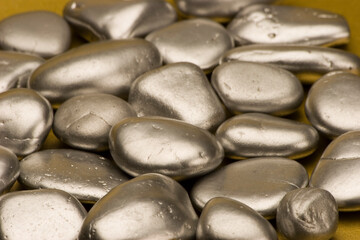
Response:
[[216, 113, 319, 159], [197, 197, 277, 240], [305, 72, 360, 138], [79, 173, 198, 240], [227, 4, 349, 46], [277, 187, 338, 240], [220, 45, 360, 83], [0, 88, 53, 156], [129, 62, 226, 130], [64, 0, 177, 41], [28, 39, 162, 106], [19, 149, 129, 203], [0, 11, 71, 58], [146, 18, 233, 70], [191, 157, 309, 218], [0, 189, 86, 240], [109, 116, 224, 180], [211, 61, 303, 116], [0, 146, 19, 194]]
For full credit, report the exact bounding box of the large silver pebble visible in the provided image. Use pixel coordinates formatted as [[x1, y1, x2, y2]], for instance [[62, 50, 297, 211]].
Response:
[[0, 146, 19, 194], [109, 117, 224, 180], [79, 173, 198, 240], [191, 157, 309, 218], [129, 62, 226, 130], [216, 113, 319, 159], [0, 88, 53, 156], [197, 197, 277, 240], [211, 61, 303, 116], [0, 189, 86, 240], [19, 149, 129, 203], [28, 39, 162, 106], [64, 0, 177, 41], [0, 11, 71, 58]]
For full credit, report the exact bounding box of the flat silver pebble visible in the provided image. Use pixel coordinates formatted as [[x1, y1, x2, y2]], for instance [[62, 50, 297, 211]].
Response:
[[19, 149, 129, 203], [305, 71, 360, 138], [129, 62, 226, 130], [227, 4, 349, 46], [0, 189, 86, 240], [211, 61, 303, 116], [146, 18, 233, 71], [28, 39, 162, 106], [64, 0, 177, 41], [0, 88, 53, 156], [191, 157, 309, 218], [276, 187, 338, 240], [216, 113, 319, 159], [197, 197, 277, 240], [0, 11, 71, 58], [109, 116, 224, 180], [79, 173, 198, 240], [0, 146, 19, 194]]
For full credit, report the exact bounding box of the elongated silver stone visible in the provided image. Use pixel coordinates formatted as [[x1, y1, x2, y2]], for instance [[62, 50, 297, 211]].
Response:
[[211, 61, 303, 116], [305, 72, 360, 138], [197, 197, 277, 240], [109, 117, 224, 180], [216, 113, 319, 159], [0, 88, 53, 156], [129, 62, 226, 130], [0, 11, 71, 58], [64, 0, 177, 41], [0, 146, 19, 194], [28, 39, 162, 106], [146, 18, 233, 70], [0, 189, 86, 240], [277, 187, 338, 240], [227, 4, 349, 46], [19, 149, 129, 203], [79, 173, 198, 240], [191, 157, 309, 218]]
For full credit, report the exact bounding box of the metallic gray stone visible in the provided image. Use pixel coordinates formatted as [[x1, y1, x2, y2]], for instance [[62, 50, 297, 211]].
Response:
[[0, 146, 19, 194]]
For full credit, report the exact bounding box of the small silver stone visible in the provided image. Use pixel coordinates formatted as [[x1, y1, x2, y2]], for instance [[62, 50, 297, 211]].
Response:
[[0, 146, 19, 194]]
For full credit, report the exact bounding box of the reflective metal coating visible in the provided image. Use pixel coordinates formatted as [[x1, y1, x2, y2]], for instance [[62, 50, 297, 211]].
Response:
[[277, 187, 338, 240], [64, 0, 177, 41], [0, 11, 71, 58], [227, 4, 350, 46], [0, 189, 87, 240], [191, 157, 309, 218], [305, 72, 360, 138], [197, 197, 278, 240], [0, 88, 53, 156], [211, 61, 303, 116], [146, 18, 233, 70], [109, 117, 224, 180], [215, 113, 319, 159], [129, 62, 226, 131], [79, 173, 198, 240], [28, 39, 162, 106], [0, 146, 19, 194], [19, 149, 129, 203]]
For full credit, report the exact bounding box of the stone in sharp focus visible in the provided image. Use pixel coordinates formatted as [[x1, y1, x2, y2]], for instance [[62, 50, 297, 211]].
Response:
[[0, 146, 19, 194]]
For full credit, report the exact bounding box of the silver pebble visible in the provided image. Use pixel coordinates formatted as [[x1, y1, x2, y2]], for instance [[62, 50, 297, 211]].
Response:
[[0, 146, 19, 194]]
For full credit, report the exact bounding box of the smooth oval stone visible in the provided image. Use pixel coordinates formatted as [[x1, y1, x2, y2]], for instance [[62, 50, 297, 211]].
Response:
[[79, 173, 198, 240], [0, 189, 86, 240], [197, 197, 277, 240], [146, 18, 233, 71], [19, 149, 129, 203], [0, 88, 53, 156], [191, 157, 309, 218], [0, 146, 19, 194], [211, 61, 303, 116], [227, 4, 349, 47], [305, 72, 360, 138], [276, 187, 338, 240], [0, 11, 71, 58], [109, 116, 224, 180], [64, 0, 177, 41], [216, 113, 319, 159], [28, 39, 162, 106], [220, 45, 360, 83], [129, 62, 226, 130]]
